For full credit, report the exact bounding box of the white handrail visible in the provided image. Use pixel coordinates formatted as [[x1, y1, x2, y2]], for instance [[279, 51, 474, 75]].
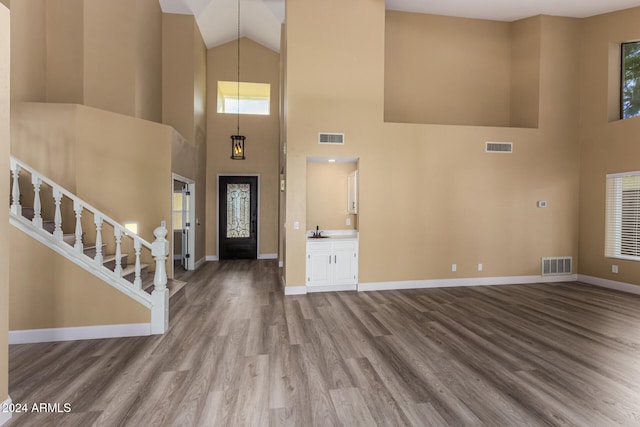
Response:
[[9, 155, 170, 335]]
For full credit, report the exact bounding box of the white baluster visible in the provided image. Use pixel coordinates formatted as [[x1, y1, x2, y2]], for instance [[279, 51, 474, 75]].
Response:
[[73, 200, 83, 253], [53, 188, 63, 241], [114, 227, 123, 277], [94, 214, 103, 266], [31, 174, 43, 228], [133, 239, 142, 290], [151, 222, 169, 334], [10, 159, 22, 216]]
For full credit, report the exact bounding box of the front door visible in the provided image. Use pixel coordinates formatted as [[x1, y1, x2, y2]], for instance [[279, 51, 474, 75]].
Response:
[[219, 176, 258, 259]]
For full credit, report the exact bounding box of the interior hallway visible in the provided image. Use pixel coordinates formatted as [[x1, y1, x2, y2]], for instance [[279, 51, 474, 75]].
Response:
[[6, 260, 640, 426]]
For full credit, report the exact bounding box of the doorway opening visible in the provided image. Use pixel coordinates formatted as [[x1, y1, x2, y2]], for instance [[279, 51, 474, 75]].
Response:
[[172, 174, 195, 278], [218, 175, 259, 259]]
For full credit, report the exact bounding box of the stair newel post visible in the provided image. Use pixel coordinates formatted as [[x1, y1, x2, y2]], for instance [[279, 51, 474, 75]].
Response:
[[94, 214, 103, 267], [73, 200, 84, 253], [31, 174, 43, 228], [53, 187, 63, 241], [10, 158, 22, 216], [133, 238, 142, 290], [114, 226, 123, 277], [151, 221, 169, 334]]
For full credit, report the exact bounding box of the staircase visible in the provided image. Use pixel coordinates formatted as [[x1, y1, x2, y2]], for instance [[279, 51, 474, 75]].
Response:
[[21, 206, 152, 286], [9, 156, 171, 334]]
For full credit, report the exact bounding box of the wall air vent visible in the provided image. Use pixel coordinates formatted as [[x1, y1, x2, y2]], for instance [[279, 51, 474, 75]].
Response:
[[486, 142, 513, 153], [542, 257, 572, 276], [319, 133, 345, 145]]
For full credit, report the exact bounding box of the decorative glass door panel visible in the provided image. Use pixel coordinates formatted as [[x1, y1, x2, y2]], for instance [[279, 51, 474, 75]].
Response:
[[219, 176, 258, 259], [226, 184, 250, 238]]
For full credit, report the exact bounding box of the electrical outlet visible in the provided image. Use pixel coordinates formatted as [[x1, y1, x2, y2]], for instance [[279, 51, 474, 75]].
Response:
[[612, 265, 619, 273], [478, 263, 483, 272], [346, 218, 351, 226], [452, 264, 457, 272]]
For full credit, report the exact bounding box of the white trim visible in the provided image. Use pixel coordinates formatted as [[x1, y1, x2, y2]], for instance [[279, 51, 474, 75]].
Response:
[[577, 274, 640, 296], [284, 285, 307, 295], [0, 397, 11, 426], [358, 274, 578, 292], [195, 256, 206, 269], [308, 284, 357, 293], [173, 254, 182, 260], [206, 255, 219, 262], [9, 323, 151, 344], [258, 253, 278, 260]]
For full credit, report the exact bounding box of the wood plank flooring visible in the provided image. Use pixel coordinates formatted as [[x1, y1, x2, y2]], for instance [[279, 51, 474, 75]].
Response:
[[6, 260, 640, 426]]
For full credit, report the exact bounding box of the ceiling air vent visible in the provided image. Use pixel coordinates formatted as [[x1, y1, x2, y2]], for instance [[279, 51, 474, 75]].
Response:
[[542, 257, 572, 276], [486, 142, 513, 153], [319, 133, 345, 145]]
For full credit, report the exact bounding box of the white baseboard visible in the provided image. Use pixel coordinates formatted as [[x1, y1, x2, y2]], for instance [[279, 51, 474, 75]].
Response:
[[358, 274, 578, 292], [0, 397, 11, 426], [577, 274, 640, 296], [194, 257, 206, 269], [206, 255, 219, 262], [258, 253, 278, 260], [308, 284, 357, 293], [9, 323, 151, 344], [173, 254, 181, 260], [284, 286, 307, 296]]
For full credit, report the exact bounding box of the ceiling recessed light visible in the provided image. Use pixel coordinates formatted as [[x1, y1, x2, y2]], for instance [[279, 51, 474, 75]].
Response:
[[328, 159, 336, 163]]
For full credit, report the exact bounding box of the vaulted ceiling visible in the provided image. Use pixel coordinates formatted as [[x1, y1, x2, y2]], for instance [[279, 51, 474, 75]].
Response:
[[160, 0, 640, 52]]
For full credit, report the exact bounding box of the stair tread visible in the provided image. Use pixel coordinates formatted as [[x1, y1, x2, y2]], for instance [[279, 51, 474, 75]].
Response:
[[103, 254, 128, 262]]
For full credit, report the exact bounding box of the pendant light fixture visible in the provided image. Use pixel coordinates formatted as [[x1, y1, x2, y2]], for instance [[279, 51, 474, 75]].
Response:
[[230, 0, 245, 160]]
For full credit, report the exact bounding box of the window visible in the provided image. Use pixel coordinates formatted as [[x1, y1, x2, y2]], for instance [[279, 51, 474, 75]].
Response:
[[606, 172, 640, 260], [217, 81, 270, 115], [621, 41, 640, 119], [173, 192, 184, 231]]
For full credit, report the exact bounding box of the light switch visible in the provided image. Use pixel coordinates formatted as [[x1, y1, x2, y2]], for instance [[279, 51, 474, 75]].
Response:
[[293, 221, 299, 230]]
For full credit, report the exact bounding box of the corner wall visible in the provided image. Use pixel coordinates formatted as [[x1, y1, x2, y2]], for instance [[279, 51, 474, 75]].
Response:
[[0, 1, 10, 415], [163, 13, 208, 264], [578, 6, 640, 286]]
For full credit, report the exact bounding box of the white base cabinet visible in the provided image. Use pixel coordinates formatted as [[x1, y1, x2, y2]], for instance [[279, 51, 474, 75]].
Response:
[[306, 239, 358, 288]]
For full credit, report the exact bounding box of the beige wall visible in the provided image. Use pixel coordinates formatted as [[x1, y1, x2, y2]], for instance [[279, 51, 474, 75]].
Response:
[[578, 7, 640, 286], [285, 2, 580, 287], [385, 11, 511, 127], [10, 103, 174, 328], [510, 17, 541, 128], [163, 13, 208, 264], [206, 38, 280, 257], [10, 0, 162, 122], [385, 12, 541, 128], [306, 162, 357, 231], [46, 0, 84, 104], [1, 1, 9, 406], [9, 0, 46, 103]]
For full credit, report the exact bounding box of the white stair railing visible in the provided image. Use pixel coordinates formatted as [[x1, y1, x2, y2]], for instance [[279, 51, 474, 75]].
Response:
[[9, 156, 169, 335]]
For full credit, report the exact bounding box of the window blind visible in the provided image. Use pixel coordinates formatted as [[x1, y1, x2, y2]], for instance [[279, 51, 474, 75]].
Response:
[[606, 172, 640, 261]]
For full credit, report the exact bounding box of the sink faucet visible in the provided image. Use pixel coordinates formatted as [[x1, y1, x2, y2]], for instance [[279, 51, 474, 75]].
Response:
[[313, 225, 322, 237]]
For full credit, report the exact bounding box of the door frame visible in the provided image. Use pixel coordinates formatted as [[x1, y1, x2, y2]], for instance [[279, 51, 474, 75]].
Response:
[[216, 173, 261, 260], [172, 173, 196, 276]]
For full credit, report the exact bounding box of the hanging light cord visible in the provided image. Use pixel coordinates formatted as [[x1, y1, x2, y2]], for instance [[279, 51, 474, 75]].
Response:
[[236, 0, 241, 135]]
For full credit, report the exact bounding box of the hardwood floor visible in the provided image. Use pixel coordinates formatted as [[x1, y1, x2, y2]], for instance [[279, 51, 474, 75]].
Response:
[[7, 260, 640, 426]]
